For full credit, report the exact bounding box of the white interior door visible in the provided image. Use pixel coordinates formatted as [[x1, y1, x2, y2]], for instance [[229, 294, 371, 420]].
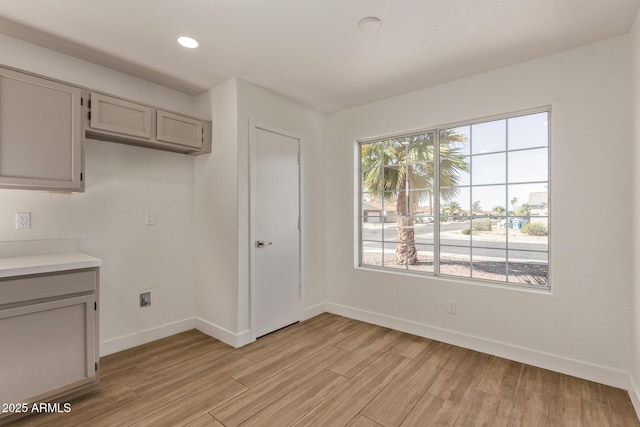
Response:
[[250, 122, 300, 339]]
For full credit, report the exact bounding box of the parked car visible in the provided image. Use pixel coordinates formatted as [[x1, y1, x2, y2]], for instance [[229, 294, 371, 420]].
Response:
[[413, 213, 434, 224]]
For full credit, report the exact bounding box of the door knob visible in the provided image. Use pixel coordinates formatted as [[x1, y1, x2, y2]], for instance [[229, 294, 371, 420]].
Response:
[[256, 240, 273, 248]]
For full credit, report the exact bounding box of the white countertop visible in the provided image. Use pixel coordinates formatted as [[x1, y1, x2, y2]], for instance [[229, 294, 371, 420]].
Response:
[[0, 252, 101, 278]]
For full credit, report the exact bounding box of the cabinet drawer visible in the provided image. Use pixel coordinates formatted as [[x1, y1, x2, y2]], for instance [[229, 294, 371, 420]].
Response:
[[0, 270, 96, 306], [157, 110, 203, 149], [90, 92, 152, 139]]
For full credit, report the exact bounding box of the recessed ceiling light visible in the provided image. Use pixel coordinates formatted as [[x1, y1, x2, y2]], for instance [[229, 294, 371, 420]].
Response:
[[358, 17, 382, 32], [177, 36, 199, 49]]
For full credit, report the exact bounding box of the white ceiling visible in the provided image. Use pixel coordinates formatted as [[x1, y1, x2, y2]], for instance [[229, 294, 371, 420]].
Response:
[[0, 0, 638, 113]]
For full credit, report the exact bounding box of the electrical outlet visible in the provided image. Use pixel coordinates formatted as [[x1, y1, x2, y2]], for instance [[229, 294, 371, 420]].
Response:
[[15, 212, 31, 230], [447, 300, 457, 315], [145, 212, 155, 226], [140, 292, 151, 307]]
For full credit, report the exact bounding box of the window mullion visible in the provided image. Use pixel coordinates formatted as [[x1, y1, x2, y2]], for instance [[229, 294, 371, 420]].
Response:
[[381, 143, 385, 267], [434, 131, 440, 275]]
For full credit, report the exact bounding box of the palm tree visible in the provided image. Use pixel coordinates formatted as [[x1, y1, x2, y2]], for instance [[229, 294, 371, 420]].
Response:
[[443, 201, 462, 218], [361, 131, 468, 265]]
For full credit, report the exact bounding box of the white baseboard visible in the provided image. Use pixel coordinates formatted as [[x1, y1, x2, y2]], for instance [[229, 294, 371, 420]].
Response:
[[325, 302, 630, 390], [302, 302, 326, 321], [630, 374, 640, 420], [195, 317, 252, 348], [100, 317, 196, 356]]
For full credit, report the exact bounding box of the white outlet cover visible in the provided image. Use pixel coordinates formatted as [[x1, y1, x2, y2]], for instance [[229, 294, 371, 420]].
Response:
[[145, 212, 155, 225], [15, 212, 31, 229]]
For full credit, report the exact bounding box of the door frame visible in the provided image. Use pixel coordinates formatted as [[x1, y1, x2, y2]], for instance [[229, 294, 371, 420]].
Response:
[[248, 119, 302, 341]]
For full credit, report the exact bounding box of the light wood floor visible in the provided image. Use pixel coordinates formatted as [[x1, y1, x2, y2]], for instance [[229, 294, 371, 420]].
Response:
[[9, 313, 640, 427]]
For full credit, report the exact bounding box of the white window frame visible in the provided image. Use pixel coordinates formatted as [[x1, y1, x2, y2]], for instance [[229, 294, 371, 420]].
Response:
[[357, 107, 551, 289]]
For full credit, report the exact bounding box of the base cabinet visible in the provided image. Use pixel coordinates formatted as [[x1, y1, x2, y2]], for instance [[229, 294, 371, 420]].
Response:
[[0, 268, 99, 425]]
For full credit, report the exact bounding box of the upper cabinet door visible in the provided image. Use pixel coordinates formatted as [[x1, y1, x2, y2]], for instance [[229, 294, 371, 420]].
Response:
[[0, 68, 83, 191], [90, 92, 152, 139], [156, 110, 203, 149]]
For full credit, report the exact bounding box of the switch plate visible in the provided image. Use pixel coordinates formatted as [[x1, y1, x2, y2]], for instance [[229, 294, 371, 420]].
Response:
[[15, 212, 31, 229], [145, 212, 155, 226], [447, 300, 457, 315]]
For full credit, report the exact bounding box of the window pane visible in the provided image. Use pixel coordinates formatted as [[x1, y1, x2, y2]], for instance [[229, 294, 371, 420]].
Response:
[[440, 245, 471, 277], [387, 216, 415, 242], [381, 191, 400, 219], [471, 185, 506, 217], [407, 132, 434, 162], [471, 248, 507, 282], [414, 221, 435, 245], [407, 163, 433, 192], [472, 153, 506, 185], [441, 219, 471, 246], [440, 186, 470, 216], [361, 216, 383, 241], [470, 218, 506, 249], [385, 241, 410, 270], [441, 126, 470, 156], [408, 244, 435, 273], [361, 143, 383, 191], [361, 241, 383, 267], [472, 119, 506, 154], [510, 218, 548, 253], [508, 148, 548, 183], [508, 250, 548, 286], [508, 112, 548, 150], [508, 183, 548, 217]]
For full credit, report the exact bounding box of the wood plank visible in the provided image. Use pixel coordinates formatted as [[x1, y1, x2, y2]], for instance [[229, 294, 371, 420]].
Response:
[[453, 389, 512, 427], [563, 374, 608, 404], [130, 377, 246, 427], [388, 332, 432, 359], [333, 322, 392, 352], [476, 356, 524, 401], [509, 365, 562, 423], [292, 352, 412, 426], [362, 341, 451, 426], [183, 414, 225, 427], [346, 415, 385, 427], [232, 329, 338, 388], [400, 392, 461, 427], [133, 350, 254, 397], [328, 328, 404, 378], [239, 369, 348, 427], [427, 345, 490, 405], [562, 394, 612, 427], [211, 345, 348, 427]]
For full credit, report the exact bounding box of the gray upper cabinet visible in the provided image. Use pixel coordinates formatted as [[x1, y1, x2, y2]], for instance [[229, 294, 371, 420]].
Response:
[[86, 92, 210, 155], [157, 110, 203, 149], [0, 67, 84, 191], [90, 93, 152, 139]]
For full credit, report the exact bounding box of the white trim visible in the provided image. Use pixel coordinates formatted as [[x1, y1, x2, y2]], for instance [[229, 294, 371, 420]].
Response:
[[630, 374, 640, 420], [195, 317, 252, 348], [325, 302, 630, 389], [100, 317, 195, 356], [301, 303, 326, 321], [248, 119, 302, 341]]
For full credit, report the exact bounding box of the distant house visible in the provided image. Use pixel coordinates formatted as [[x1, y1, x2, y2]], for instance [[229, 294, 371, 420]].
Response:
[[527, 192, 548, 216]]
